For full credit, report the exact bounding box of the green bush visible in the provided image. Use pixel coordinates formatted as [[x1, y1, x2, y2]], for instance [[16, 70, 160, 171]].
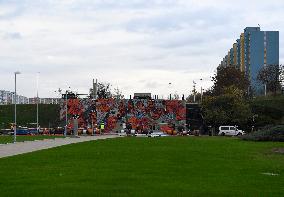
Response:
[[0, 104, 60, 128], [241, 125, 284, 142]]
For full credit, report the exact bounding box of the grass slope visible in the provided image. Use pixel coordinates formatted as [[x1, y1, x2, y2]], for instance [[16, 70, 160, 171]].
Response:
[[0, 135, 64, 144], [0, 137, 283, 196]]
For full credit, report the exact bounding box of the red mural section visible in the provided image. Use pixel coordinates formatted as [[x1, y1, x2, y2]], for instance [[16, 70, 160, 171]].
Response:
[[60, 98, 186, 132]]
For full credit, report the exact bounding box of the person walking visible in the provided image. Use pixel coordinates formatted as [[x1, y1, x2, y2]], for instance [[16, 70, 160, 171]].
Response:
[[100, 122, 105, 135]]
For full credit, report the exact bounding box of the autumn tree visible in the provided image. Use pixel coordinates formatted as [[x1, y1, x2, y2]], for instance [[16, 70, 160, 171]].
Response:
[[202, 85, 252, 131], [211, 66, 250, 96]]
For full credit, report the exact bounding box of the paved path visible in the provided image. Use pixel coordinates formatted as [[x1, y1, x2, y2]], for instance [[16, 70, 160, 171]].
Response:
[[0, 135, 120, 159]]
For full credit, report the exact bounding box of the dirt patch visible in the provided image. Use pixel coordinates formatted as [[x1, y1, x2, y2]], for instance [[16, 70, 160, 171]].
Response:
[[272, 148, 284, 154]]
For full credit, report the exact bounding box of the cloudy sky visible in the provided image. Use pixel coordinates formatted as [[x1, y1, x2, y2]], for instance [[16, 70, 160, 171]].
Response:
[[0, 0, 283, 98]]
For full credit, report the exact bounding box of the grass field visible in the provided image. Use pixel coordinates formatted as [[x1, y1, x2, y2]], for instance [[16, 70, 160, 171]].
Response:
[[0, 135, 64, 144], [0, 137, 283, 196]]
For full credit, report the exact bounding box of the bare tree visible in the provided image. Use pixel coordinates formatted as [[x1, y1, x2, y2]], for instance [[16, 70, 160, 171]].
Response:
[[113, 87, 124, 100]]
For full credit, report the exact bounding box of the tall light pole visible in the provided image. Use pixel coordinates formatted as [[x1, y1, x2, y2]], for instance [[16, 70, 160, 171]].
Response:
[[14, 71, 21, 143], [200, 78, 203, 103], [64, 90, 68, 137], [193, 81, 196, 103], [168, 82, 172, 100], [36, 72, 40, 132]]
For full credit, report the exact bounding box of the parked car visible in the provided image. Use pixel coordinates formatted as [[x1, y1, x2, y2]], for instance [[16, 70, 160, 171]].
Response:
[[148, 131, 169, 138], [218, 126, 244, 136], [16, 128, 31, 135]]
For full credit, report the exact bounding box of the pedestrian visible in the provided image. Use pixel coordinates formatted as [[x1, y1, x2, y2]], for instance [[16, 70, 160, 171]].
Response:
[[100, 122, 105, 134]]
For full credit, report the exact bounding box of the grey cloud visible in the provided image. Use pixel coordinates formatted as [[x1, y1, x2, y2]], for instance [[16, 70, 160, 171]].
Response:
[[3, 32, 22, 39], [125, 7, 233, 33], [144, 81, 160, 89], [0, 0, 283, 98]]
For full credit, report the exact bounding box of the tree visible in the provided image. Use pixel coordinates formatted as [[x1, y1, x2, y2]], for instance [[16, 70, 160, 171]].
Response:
[[96, 82, 112, 99], [113, 87, 124, 100], [257, 64, 283, 95], [186, 93, 201, 103], [89, 82, 125, 99], [90, 82, 112, 99], [212, 66, 249, 96], [173, 92, 180, 100], [202, 85, 252, 131]]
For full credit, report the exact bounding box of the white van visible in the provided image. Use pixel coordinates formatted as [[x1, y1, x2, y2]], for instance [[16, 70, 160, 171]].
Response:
[[218, 126, 244, 136]]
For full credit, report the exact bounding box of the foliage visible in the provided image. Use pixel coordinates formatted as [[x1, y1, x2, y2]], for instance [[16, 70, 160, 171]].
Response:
[[202, 85, 252, 130], [257, 64, 283, 95], [211, 66, 249, 96], [90, 82, 124, 99], [0, 104, 60, 128], [113, 87, 124, 99], [0, 137, 283, 196], [96, 82, 113, 99], [241, 125, 284, 142], [249, 95, 284, 128], [173, 92, 180, 100], [186, 93, 201, 103]]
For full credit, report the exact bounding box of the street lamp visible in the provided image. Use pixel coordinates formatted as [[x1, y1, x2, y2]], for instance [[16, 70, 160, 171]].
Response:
[[14, 71, 21, 143], [193, 81, 196, 103], [36, 72, 40, 132], [200, 78, 203, 103], [65, 89, 68, 137], [168, 82, 172, 100]]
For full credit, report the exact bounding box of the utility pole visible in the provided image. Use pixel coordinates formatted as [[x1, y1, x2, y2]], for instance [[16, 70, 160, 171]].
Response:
[[36, 72, 40, 132], [200, 78, 203, 103], [64, 90, 68, 137], [14, 71, 21, 143], [92, 79, 98, 99], [193, 81, 196, 103]]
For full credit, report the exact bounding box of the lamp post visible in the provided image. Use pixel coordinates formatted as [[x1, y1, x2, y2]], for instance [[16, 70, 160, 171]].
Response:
[[200, 78, 203, 103], [64, 90, 68, 137], [193, 81, 196, 103], [36, 72, 40, 132], [14, 71, 21, 143], [168, 82, 172, 100]]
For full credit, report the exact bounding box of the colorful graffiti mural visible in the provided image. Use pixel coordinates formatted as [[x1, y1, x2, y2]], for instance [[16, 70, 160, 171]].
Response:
[[60, 98, 186, 132]]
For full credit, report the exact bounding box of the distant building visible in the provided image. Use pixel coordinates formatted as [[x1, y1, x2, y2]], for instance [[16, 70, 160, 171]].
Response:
[[0, 90, 61, 105], [29, 98, 61, 104], [218, 27, 279, 95], [0, 90, 29, 104], [133, 93, 152, 99]]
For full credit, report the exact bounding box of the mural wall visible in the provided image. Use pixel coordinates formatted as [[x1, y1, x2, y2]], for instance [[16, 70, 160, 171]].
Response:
[[60, 98, 186, 132]]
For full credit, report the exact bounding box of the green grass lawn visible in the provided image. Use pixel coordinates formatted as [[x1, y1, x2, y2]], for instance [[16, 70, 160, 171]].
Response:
[[0, 137, 283, 196], [0, 135, 64, 144]]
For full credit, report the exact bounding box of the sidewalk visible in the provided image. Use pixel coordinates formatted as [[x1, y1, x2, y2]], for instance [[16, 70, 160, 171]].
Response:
[[0, 135, 120, 159]]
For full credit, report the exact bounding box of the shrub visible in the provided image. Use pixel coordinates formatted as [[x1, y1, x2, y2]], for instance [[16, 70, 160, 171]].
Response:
[[240, 125, 284, 142]]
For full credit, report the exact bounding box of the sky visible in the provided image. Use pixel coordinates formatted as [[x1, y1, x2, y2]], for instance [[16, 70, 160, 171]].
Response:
[[0, 0, 283, 99]]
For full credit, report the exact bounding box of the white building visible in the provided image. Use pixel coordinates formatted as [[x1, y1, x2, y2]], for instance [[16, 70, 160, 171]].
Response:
[[0, 90, 29, 104]]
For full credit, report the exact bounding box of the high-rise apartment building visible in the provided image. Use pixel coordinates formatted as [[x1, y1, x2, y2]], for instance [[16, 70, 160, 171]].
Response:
[[218, 27, 279, 95]]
